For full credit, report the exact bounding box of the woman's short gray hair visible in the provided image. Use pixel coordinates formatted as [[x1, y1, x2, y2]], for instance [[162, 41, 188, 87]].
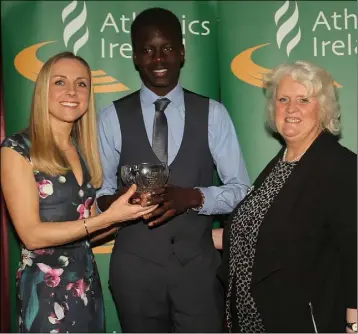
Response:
[[264, 60, 341, 135]]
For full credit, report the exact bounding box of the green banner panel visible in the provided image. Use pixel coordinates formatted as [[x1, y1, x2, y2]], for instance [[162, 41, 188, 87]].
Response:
[[218, 0, 357, 180]]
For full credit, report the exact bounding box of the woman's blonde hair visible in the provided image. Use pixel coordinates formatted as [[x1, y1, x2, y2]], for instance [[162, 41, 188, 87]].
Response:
[[264, 60, 341, 135], [29, 51, 102, 188]]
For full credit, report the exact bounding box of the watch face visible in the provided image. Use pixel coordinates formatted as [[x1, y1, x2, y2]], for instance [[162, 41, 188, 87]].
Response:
[[353, 323, 357, 332]]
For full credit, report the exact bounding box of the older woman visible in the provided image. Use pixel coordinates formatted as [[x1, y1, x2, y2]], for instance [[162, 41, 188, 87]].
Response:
[[217, 61, 357, 333]]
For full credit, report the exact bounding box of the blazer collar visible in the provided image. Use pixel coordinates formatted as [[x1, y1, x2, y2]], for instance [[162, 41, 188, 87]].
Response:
[[253, 131, 336, 190]]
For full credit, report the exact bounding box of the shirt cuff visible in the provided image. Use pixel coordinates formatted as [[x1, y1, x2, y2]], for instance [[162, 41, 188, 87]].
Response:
[[193, 187, 212, 215]]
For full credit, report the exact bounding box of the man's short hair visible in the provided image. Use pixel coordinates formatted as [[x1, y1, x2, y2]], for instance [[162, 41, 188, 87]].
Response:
[[131, 7, 183, 49]]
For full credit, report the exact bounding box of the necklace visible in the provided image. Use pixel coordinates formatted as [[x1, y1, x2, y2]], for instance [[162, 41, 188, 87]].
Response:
[[282, 148, 306, 162]]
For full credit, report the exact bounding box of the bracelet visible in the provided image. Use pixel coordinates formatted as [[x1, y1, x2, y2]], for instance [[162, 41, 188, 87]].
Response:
[[83, 219, 89, 237], [346, 322, 357, 332], [192, 189, 205, 212]]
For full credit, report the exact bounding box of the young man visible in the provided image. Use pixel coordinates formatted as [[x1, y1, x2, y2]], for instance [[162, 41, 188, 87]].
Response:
[[96, 7, 250, 333]]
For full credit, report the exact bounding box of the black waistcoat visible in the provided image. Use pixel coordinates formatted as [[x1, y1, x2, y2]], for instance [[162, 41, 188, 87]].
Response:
[[112, 89, 215, 265]]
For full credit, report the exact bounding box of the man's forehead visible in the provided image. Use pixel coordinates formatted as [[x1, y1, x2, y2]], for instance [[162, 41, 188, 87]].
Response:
[[136, 25, 180, 42]]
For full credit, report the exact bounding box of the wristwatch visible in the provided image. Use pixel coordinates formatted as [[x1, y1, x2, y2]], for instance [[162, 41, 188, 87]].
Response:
[[346, 322, 357, 332]]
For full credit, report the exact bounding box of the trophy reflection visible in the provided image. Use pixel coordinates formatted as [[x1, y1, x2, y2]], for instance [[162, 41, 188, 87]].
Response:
[[121, 162, 169, 194]]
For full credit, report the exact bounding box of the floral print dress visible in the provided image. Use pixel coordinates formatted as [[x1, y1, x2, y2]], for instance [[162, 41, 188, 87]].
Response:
[[1, 133, 104, 333]]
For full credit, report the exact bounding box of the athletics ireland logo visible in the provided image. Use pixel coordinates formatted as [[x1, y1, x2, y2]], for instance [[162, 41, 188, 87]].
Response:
[[62, 0, 89, 55], [231, 1, 342, 88], [275, 0, 301, 57], [14, 1, 129, 93]]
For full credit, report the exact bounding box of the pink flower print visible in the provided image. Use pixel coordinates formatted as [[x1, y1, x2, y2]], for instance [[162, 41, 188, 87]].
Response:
[[66, 279, 89, 305], [77, 197, 92, 219], [16, 268, 22, 280], [33, 249, 46, 255], [66, 278, 86, 297], [44, 274, 61, 288], [37, 179, 54, 199], [48, 302, 65, 325], [37, 263, 63, 288], [33, 248, 55, 255], [48, 312, 60, 325]]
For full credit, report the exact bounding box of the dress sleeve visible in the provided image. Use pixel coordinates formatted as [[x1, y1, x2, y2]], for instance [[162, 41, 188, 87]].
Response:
[[1, 133, 32, 164]]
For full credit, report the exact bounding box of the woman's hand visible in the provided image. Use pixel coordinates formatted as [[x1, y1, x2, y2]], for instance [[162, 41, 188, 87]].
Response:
[[106, 184, 158, 223], [346, 309, 357, 333], [212, 228, 223, 250]]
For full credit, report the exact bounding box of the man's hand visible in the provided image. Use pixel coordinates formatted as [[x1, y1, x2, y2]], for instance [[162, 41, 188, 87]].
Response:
[[142, 185, 203, 227]]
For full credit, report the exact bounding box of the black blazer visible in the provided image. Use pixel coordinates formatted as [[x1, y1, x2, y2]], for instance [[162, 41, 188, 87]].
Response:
[[218, 132, 357, 333]]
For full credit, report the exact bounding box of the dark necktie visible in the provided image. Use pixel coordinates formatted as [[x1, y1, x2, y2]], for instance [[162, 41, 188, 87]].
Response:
[[152, 98, 170, 163]]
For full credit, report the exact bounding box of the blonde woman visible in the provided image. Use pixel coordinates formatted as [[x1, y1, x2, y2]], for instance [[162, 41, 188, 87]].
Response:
[[0, 52, 157, 333]]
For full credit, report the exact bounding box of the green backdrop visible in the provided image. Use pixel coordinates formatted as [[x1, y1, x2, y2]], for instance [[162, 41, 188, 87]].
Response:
[[218, 1, 357, 179]]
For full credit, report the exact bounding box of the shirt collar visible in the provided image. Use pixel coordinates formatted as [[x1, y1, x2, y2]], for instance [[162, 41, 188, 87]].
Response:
[[140, 83, 184, 109]]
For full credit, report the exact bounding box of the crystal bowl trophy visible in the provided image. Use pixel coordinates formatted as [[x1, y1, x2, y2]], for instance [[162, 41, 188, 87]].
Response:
[[121, 162, 169, 193]]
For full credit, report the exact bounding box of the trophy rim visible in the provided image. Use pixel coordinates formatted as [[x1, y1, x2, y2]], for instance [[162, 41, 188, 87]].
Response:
[[121, 162, 169, 169]]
